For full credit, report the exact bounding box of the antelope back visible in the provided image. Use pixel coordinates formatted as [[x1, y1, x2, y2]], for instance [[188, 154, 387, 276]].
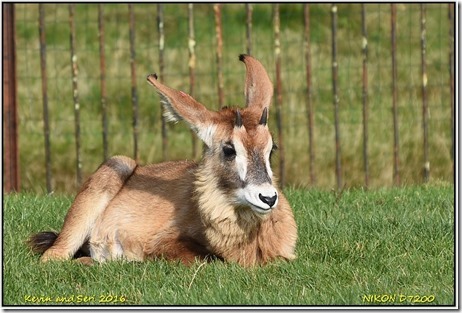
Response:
[[147, 55, 279, 214]]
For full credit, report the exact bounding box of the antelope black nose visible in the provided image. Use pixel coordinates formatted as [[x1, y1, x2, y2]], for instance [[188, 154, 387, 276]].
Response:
[[259, 193, 277, 208]]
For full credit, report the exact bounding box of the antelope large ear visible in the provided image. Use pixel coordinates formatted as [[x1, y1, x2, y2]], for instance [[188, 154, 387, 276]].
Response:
[[147, 74, 216, 147], [239, 54, 273, 110]]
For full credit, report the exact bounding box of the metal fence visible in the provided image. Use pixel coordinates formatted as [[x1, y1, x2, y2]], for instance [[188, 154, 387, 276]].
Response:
[[3, 3, 455, 193]]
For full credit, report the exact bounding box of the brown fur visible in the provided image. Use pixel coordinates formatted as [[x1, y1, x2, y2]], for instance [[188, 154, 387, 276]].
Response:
[[28, 55, 297, 267]]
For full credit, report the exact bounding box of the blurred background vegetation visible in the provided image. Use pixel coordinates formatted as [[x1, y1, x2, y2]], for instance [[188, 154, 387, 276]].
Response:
[[14, 3, 453, 194]]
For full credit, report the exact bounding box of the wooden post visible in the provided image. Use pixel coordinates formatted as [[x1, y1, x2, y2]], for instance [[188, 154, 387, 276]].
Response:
[[361, 4, 370, 188], [331, 4, 342, 190], [3, 3, 19, 192], [214, 4, 224, 109], [273, 4, 285, 187], [304, 4, 316, 186], [39, 4, 52, 193], [98, 4, 109, 161], [449, 4, 454, 166], [420, 4, 429, 183], [69, 4, 82, 187], [245, 4, 253, 55], [391, 4, 400, 186], [157, 4, 168, 161], [188, 4, 199, 159], [128, 4, 139, 162]]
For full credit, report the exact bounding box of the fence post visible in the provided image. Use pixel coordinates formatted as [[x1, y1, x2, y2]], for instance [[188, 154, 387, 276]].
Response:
[[128, 4, 140, 163], [3, 3, 19, 193], [245, 4, 253, 55], [69, 4, 82, 187], [98, 5, 109, 161], [331, 4, 342, 190], [157, 4, 168, 161], [390, 4, 400, 186], [420, 4, 429, 183], [188, 4, 199, 159], [304, 4, 316, 186], [361, 4, 370, 188], [38, 4, 52, 193], [214, 4, 224, 109], [448, 4, 454, 166], [273, 4, 285, 187]]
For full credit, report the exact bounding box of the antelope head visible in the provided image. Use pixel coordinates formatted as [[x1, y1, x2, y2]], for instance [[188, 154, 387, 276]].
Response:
[[147, 54, 278, 215]]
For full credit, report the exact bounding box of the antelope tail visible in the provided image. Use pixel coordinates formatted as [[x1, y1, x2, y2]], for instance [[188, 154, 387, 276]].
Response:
[[28, 231, 59, 254]]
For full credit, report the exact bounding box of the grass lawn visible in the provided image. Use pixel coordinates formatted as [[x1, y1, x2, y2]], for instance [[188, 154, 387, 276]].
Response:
[[3, 183, 454, 306]]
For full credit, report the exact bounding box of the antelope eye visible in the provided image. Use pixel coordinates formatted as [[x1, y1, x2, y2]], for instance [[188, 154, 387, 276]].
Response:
[[270, 143, 278, 160], [222, 143, 236, 159]]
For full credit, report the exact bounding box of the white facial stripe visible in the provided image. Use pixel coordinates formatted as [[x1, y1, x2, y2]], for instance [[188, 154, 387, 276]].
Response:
[[263, 138, 274, 179], [233, 138, 248, 181], [197, 124, 216, 147]]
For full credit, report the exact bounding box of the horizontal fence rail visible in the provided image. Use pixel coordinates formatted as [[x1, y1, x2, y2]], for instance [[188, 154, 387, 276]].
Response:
[[5, 3, 455, 194]]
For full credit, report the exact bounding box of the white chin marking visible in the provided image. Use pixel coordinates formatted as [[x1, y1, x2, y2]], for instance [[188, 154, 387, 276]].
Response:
[[249, 204, 272, 215], [236, 184, 278, 214]]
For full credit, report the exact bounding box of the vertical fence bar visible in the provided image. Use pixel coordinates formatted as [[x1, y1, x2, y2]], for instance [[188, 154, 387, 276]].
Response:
[[98, 4, 109, 161], [331, 4, 342, 190], [304, 4, 316, 186], [157, 4, 168, 160], [128, 4, 139, 162], [188, 4, 199, 159], [449, 3, 454, 164], [39, 4, 52, 193], [420, 4, 429, 183], [361, 4, 370, 188], [273, 4, 285, 187], [245, 4, 252, 55], [69, 4, 82, 186], [3, 3, 20, 192], [391, 4, 400, 185], [214, 4, 224, 109]]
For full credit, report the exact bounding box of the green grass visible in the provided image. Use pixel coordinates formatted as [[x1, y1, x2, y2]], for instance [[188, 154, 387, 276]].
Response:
[[14, 3, 453, 193], [3, 184, 454, 306]]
